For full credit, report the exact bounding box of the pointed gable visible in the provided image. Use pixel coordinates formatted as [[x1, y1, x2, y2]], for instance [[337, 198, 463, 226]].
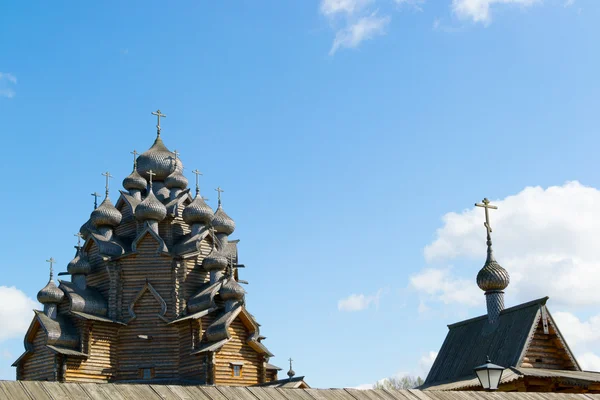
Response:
[[424, 297, 547, 387], [520, 305, 579, 371]]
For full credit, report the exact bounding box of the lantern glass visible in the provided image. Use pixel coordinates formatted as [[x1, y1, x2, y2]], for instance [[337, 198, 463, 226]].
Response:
[[474, 358, 504, 391]]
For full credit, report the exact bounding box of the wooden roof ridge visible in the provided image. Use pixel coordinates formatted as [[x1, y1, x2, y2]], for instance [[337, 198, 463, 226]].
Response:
[[448, 296, 549, 328]]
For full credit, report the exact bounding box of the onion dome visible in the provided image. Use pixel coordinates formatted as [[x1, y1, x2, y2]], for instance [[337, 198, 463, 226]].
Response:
[[220, 278, 245, 301], [203, 248, 228, 271], [165, 170, 188, 190], [91, 197, 122, 228], [477, 248, 510, 292], [67, 249, 91, 275], [135, 188, 167, 221], [212, 206, 235, 235], [183, 196, 214, 225], [287, 360, 296, 378], [79, 219, 93, 239], [37, 280, 64, 304], [137, 136, 182, 181], [123, 170, 147, 191]]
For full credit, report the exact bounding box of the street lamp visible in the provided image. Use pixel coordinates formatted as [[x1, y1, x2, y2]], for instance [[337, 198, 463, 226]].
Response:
[[474, 357, 505, 391]]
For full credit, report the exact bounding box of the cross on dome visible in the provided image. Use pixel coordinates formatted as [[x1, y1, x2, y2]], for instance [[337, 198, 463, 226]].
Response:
[[101, 171, 113, 197], [46, 257, 56, 280], [91, 192, 101, 209], [151, 109, 166, 136], [147, 169, 156, 186], [192, 169, 203, 196], [74, 232, 84, 248], [215, 187, 224, 207], [131, 149, 139, 169], [475, 198, 498, 242]]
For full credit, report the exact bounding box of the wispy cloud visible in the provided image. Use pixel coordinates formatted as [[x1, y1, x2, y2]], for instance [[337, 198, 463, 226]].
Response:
[[320, 0, 391, 55], [338, 288, 386, 311], [330, 12, 391, 55], [452, 0, 541, 24], [0, 72, 17, 98], [321, 0, 374, 16], [564, 0, 575, 7]]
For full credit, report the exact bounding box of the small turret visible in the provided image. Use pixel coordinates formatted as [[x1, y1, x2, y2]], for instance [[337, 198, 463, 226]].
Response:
[[135, 169, 167, 233], [165, 150, 188, 200], [91, 172, 122, 237], [123, 150, 146, 200], [67, 233, 91, 289], [475, 198, 509, 324], [37, 258, 64, 319], [212, 187, 235, 248], [183, 170, 214, 234]]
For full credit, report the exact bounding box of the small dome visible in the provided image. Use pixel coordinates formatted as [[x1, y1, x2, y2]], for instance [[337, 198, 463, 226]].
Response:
[[220, 278, 245, 301], [91, 197, 122, 228], [212, 206, 235, 235], [203, 248, 228, 271], [37, 280, 64, 304], [477, 251, 510, 292], [287, 368, 296, 379], [123, 170, 147, 191], [136, 136, 182, 181], [165, 171, 188, 190], [79, 219, 93, 239], [67, 249, 91, 275], [135, 189, 167, 221], [183, 196, 214, 225]]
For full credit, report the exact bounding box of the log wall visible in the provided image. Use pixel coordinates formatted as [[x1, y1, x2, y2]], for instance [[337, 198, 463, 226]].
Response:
[[21, 328, 56, 381], [213, 317, 264, 386]]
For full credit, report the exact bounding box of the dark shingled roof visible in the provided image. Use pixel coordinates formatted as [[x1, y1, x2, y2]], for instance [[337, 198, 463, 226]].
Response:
[[423, 297, 549, 388]]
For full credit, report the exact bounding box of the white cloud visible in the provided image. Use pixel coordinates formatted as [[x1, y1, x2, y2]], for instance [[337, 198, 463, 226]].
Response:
[[0, 72, 17, 84], [0, 287, 37, 342], [411, 267, 480, 307], [321, 0, 373, 16], [418, 351, 438, 377], [0, 72, 17, 98], [351, 383, 375, 390], [329, 13, 391, 55], [422, 182, 600, 308], [564, 0, 575, 7], [1, 349, 13, 360], [452, 0, 541, 24], [579, 353, 600, 371], [338, 288, 386, 311]]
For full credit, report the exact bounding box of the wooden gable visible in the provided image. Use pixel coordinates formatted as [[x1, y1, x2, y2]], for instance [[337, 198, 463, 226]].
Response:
[[19, 320, 56, 381], [213, 313, 265, 386], [520, 306, 579, 371]]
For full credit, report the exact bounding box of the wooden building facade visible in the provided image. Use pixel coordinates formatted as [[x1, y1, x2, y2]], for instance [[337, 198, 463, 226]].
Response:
[[13, 114, 285, 385]]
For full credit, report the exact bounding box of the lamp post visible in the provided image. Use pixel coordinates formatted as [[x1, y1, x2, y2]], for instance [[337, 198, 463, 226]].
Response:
[[474, 357, 505, 391]]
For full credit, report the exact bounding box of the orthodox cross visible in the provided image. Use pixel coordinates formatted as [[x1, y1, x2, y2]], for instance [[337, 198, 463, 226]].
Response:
[[91, 192, 101, 209], [46, 257, 55, 280], [151, 109, 166, 136], [101, 171, 113, 197], [171, 150, 180, 173], [475, 198, 498, 240], [215, 187, 224, 207], [74, 232, 84, 248], [289, 358, 293, 368], [192, 169, 203, 196], [147, 169, 156, 187], [131, 149, 139, 170]]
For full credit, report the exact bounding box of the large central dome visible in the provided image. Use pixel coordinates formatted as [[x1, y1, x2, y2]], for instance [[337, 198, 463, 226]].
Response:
[[136, 136, 183, 181]]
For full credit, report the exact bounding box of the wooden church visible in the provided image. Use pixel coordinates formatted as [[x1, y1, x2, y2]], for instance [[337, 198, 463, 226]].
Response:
[[421, 199, 600, 393], [12, 111, 300, 386]]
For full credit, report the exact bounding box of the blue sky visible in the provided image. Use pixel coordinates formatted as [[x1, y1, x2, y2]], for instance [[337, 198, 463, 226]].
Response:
[[1, 0, 600, 389]]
